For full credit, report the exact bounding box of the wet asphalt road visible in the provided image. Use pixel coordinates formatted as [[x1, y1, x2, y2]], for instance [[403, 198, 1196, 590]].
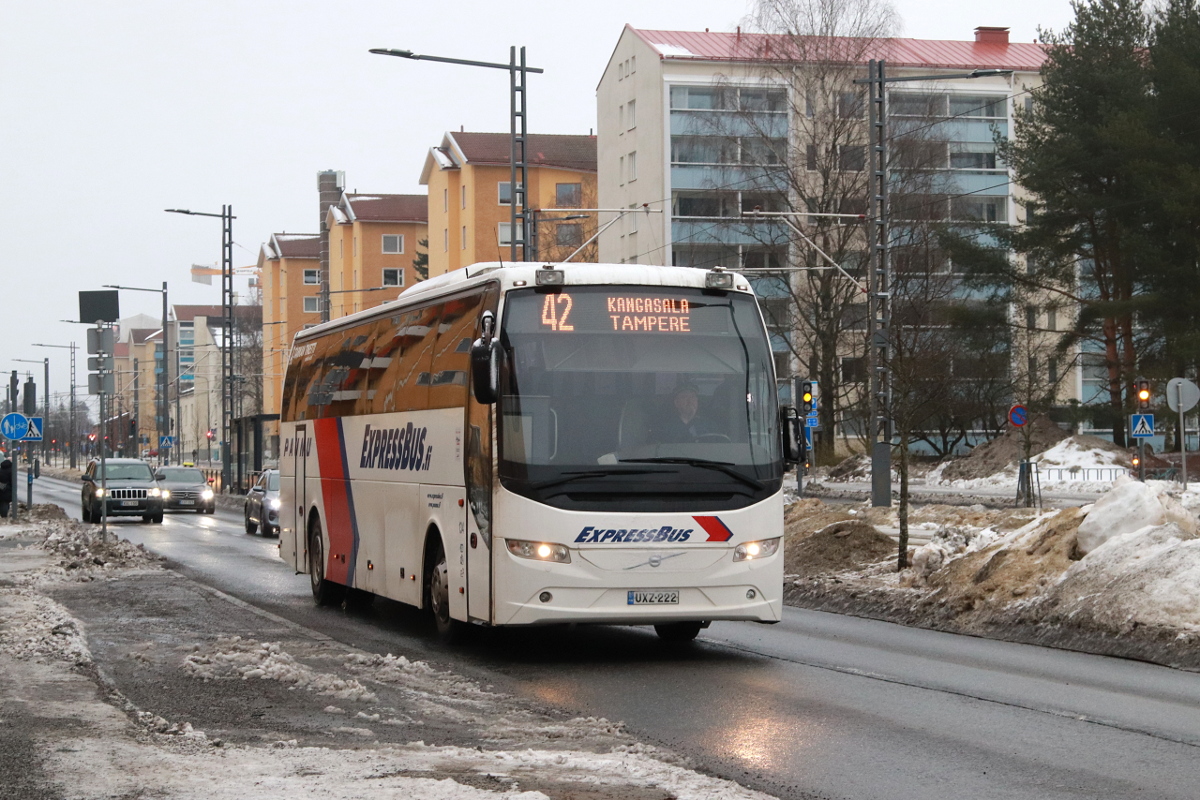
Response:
[[34, 475, 1200, 800]]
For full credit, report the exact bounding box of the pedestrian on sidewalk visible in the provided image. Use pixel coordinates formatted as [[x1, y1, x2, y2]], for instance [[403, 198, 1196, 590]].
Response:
[[0, 459, 12, 518]]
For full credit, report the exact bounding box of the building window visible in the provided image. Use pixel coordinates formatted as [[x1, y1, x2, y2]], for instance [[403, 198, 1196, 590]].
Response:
[[555, 223, 583, 248], [498, 223, 516, 246], [950, 149, 999, 170], [841, 357, 867, 383], [303, 269, 319, 285], [1047, 308, 1057, 331], [628, 204, 639, 234], [443, 228, 448, 252], [382, 234, 404, 254], [382, 268, 404, 287], [353, 237, 358, 257], [619, 156, 625, 185], [443, 188, 448, 212], [627, 99, 636, 129], [628, 151, 637, 181], [805, 89, 816, 118], [838, 145, 865, 172], [619, 104, 624, 130], [303, 296, 319, 314], [837, 91, 864, 118], [498, 181, 523, 205], [556, 183, 582, 207], [806, 145, 818, 171], [630, 55, 635, 73], [950, 94, 1005, 119], [461, 225, 467, 250]]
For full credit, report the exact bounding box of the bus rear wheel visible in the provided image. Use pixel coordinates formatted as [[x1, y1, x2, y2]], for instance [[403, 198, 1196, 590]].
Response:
[[654, 621, 703, 643], [426, 539, 463, 643], [308, 516, 342, 606]]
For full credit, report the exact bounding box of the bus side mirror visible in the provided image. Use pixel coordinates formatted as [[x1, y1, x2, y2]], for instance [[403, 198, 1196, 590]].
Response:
[[471, 311, 500, 405], [780, 406, 801, 465]]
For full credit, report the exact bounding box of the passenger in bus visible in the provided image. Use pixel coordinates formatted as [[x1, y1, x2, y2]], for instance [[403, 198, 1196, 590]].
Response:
[[653, 384, 720, 443]]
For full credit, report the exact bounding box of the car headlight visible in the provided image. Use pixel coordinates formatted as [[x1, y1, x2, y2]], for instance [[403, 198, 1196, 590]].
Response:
[[94, 488, 104, 497], [733, 537, 780, 562], [269, 498, 281, 510], [506, 539, 571, 563], [201, 488, 214, 500], [149, 488, 162, 498]]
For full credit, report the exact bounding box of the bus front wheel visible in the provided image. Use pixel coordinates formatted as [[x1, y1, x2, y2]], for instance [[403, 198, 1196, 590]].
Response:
[[426, 538, 463, 643], [308, 516, 342, 606]]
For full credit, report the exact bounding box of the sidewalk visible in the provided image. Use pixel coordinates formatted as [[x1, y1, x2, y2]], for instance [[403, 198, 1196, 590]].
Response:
[[0, 511, 773, 800]]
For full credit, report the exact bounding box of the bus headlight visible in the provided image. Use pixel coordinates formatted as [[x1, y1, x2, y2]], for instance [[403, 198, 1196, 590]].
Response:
[[201, 488, 214, 500], [506, 539, 571, 563], [734, 538, 780, 562]]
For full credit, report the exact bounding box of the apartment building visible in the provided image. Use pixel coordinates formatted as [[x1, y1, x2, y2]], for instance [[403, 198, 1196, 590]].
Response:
[[420, 131, 598, 277], [597, 25, 1070, 439], [327, 192, 428, 319]]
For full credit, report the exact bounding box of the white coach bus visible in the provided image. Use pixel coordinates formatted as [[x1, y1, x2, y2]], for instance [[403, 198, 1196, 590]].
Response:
[[278, 262, 796, 642]]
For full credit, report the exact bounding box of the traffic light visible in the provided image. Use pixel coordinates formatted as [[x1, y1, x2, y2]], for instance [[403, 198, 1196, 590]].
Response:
[[1135, 378, 1152, 410], [1131, 452, 1141, 469], [9, 370, 17, 410], [798, 380, 817, 415], [22, 377, 36, 416], [88, 433, 97, 442], [205, 429, 214, 440]]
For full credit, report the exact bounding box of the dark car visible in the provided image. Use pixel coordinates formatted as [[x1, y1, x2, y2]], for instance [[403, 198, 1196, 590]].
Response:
[[81, 458, 164, 524], [244, 469, 280, 536], [154, 466, 216, 514]]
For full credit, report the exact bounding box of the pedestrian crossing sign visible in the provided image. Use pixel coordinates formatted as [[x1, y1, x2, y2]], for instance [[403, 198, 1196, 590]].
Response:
[[1131, 414, 1155, 438]]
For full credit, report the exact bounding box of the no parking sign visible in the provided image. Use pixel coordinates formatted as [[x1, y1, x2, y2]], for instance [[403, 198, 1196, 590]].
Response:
[[1008, 404, 1028, 427]]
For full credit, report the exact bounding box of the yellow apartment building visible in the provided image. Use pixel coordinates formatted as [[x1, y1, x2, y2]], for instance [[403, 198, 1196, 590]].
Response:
[[112, 322, 163, 458], [420, 131, 598, 276], [326, 192, 428, 319], [259, 234, 321, 456]]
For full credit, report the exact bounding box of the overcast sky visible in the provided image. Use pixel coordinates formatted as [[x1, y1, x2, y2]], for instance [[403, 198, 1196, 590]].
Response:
[[1, 0, 1074, 402]]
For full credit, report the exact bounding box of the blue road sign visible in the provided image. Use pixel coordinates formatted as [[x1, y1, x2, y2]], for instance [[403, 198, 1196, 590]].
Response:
[[0, 413, 29, 440], [22, 416, 43, 441], [805, 414, 820, 429], [803, 426, 813, 449], [160, 435, 175, 448], [1131, 414, 1155, 438]]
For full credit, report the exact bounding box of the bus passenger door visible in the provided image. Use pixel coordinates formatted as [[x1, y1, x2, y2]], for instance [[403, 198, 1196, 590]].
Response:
[[465, 287, 498, 622], [288, 425, 308, 572]]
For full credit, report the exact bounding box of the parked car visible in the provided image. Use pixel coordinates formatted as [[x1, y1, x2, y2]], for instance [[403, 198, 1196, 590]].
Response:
[[81, 458, 164, 524], [154, 466, 216, 514], [244, 469, 280, 536]]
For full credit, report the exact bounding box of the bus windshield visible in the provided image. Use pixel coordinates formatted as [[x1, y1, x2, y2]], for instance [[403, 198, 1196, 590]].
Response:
[[498, 286, 781, 509]]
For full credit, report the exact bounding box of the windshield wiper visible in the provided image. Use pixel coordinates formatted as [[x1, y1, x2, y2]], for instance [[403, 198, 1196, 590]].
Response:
[[617, 457, 766, 491], [528, 469, 655, 491]]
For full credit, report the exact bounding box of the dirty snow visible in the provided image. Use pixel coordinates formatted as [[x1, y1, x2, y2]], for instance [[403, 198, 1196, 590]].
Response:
[[0, 510, 779, 800]]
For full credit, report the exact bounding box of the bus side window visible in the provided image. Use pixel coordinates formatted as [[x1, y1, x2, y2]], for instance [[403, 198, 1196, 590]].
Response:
[[391, 303, 442, 412], [361, 314, 404, 416], [429, 293, 482, 409]]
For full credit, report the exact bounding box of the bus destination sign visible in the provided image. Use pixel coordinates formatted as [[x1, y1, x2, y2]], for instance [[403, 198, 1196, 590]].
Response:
[[539, 292, 692, 334]]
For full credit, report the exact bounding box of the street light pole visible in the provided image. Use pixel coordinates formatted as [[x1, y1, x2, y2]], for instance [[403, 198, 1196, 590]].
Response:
[[369, 47, 543, 263], [34, 342, 77, 468], [165, 206, 235, 493], [854, 61, 1013, 507]]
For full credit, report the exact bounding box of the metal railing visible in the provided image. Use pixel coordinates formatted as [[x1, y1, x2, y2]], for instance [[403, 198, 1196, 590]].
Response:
[[1040, 467, 1129, 482]]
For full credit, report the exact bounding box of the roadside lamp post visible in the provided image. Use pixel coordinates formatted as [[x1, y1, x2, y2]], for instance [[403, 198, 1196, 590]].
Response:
[[33, 343, 77, 468], [369, 46, 543, 266], [853, 62, 1013, 507], [165, 206, 235, 493]]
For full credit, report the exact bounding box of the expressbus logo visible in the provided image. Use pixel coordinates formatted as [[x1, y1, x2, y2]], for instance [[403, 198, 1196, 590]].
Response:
[[360, 423, 432, 471], [575, 526, 693, 544], [574, 516, 734, 544]]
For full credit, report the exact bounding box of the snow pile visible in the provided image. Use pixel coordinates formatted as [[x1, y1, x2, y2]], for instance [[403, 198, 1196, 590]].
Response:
[[931, 434, 1129, 492], [1076, 477, 1197, 554], [911, 524, 1005, 578], [1038, 522, 1200, 634], [181, 636, 378, 703], [0, 588, 92, 666]]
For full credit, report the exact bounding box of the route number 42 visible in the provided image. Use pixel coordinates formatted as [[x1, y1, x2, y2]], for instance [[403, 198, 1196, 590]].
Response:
[[541, 294, 575, 331]]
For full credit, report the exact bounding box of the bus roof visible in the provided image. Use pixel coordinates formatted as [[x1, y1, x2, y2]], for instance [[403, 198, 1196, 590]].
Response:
[[293, 262, 755, 344]]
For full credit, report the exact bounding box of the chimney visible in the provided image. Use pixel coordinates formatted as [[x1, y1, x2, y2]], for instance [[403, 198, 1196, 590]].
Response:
[[974, 27, 1010, 45], [317, 170, 344, 323]]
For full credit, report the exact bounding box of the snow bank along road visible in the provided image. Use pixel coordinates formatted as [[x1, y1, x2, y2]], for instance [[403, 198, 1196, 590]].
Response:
[[25, 475, 1200, 799]]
